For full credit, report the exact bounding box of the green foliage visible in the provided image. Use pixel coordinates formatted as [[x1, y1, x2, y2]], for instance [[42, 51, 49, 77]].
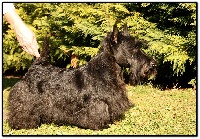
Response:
[[3, 3, 196, 87], [3, 78, 196, 135], [60, 45, 99, 67], [125, 3, 196, 87], [188, 78, 196, 89]]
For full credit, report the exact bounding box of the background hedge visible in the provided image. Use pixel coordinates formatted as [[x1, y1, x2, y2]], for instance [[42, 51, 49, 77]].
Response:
[[3, 3, 197, 89]]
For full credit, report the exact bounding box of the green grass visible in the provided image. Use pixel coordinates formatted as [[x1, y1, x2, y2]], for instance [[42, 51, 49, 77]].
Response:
[[3, 77, 196, 135]]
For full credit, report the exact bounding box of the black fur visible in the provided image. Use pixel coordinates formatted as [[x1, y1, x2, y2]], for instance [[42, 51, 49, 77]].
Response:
[[8, 24, 157, 130]]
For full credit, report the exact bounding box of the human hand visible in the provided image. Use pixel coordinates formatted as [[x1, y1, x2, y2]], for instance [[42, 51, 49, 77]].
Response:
[[14, 23, 40, 57]]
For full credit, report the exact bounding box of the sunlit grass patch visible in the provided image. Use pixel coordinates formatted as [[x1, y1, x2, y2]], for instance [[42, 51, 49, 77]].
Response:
[[3, 77, 196, 135]]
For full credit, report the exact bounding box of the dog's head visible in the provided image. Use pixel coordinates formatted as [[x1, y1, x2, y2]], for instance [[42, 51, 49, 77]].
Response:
[[103, 24, 157, 85]]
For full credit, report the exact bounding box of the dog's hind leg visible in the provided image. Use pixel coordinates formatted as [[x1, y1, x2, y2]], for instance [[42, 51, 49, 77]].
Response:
[[8, 81, 41, 129], [78, 100, 111, 130]]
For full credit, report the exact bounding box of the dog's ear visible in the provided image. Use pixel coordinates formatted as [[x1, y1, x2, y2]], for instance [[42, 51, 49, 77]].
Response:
[[122, 23, 130, 36], [112, 24, 119, 44]]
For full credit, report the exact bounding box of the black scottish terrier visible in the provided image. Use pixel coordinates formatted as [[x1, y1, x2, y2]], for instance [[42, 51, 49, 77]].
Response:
[[8, 24, 157, 130]]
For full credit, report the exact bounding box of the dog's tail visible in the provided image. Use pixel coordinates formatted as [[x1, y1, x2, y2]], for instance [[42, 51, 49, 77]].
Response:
[[34, 36, 50, 65], [40, 36, 50, 58]]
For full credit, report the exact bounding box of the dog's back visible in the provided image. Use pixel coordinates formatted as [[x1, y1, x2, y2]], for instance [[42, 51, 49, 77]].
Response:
[[8, 34, 132, 130]]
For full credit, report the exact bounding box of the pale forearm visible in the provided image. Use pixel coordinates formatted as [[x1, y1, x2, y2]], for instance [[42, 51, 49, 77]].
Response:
[[3, 3, 40, 57], [4, 9, 24, 30]]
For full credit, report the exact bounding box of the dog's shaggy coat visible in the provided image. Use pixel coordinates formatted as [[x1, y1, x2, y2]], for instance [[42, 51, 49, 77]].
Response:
[[8, 24, 157, 130]]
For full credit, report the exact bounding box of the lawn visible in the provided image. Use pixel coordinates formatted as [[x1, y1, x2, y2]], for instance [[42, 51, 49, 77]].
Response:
[[3, 77, 196, 135]]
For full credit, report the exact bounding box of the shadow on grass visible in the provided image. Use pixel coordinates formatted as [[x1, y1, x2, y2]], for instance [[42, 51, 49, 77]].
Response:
[[3, 76, 21, 90]]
